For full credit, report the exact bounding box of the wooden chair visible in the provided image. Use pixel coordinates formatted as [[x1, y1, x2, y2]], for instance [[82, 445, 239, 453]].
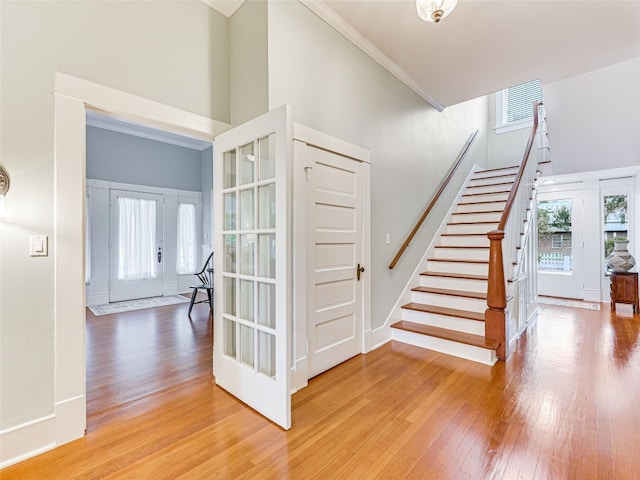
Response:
[[188, 252, 213, 317]]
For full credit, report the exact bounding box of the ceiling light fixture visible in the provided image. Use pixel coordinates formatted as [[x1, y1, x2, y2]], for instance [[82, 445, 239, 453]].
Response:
[[416, 0, 458, 23]]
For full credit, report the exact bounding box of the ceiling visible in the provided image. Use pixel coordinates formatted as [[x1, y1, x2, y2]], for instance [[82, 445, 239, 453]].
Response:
[[221, 0, 639, 111]]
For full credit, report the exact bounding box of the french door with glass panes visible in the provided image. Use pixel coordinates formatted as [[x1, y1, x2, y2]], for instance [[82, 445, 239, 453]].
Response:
[[213, 106, 291, 429]]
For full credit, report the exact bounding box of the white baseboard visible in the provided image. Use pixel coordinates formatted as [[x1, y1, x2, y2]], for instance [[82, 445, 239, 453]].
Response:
[[55, 395, 86, 446], [291, 357, 309, 393], [583, 288, 601, 302], [0, 415, 56, 468], [87, 292, 109, 306], [371, 323, 391, 351]]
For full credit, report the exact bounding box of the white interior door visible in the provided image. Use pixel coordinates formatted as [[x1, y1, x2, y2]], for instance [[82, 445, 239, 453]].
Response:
[[537, 189, 584, 299], [307, 146, 363, 378], [109, 189, 164, 302], [213, 106, 291, 430]]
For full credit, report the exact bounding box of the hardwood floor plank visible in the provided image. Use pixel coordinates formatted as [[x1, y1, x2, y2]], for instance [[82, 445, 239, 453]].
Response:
[[3, 303, 640, 479]]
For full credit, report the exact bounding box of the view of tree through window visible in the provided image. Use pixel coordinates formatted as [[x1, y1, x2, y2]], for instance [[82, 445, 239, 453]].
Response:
[[537, 199, 573, 272], [603, 195, 628, 264]]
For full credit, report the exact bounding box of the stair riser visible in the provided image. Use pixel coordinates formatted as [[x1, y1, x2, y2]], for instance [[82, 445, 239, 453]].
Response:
[[461, 192, 510, 203], [410, 291, 486, 313], [456, 202, 507, 213], [391, 328, 497, 366], [465, 184, 513, 195], [451, 212, 502, 223], [426, 260, 488, 276], [419, 275, 487, 294], [473, 168, 519, 180], [439, 235, 489, 247], [433, 248, 489, 261], [468, 175, 516, 187], [401, 308, 485, 336], [446, 223, 497, 235]]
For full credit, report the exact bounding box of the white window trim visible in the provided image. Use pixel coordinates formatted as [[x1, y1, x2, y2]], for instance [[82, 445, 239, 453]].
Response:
[[494, 90, 534, 134]]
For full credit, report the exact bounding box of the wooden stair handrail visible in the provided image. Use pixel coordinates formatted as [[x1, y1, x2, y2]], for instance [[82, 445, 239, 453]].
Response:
[[486, 101, 543, 360], [389, 130, 479, 270], [497, 101, 542, 231]]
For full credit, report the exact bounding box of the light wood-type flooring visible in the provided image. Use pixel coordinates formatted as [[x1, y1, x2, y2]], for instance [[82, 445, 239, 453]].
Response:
[[3, 300, 640, 479]]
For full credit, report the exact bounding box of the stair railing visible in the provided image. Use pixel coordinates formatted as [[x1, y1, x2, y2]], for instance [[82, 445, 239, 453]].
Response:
[[486, 101, 544, 359], [389, 130, 479, 269]]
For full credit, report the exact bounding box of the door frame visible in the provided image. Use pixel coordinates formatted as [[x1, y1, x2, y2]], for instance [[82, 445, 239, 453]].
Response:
[[53, 73, 226, 447], [291, 123, 371, 392]]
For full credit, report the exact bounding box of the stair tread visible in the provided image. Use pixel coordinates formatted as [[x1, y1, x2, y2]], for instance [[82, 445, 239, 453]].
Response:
[[458, 200, 507, 206], [471, 172, 516, 180], [441, 233, 488, 237], [452, 211, 503, 216], [466, 181, 514, 189], [477, 165, 520, 173], [401, 303, 485, 321], [434, 245, 489, 249], [411, 286, 487, 300], [461, 190, 511, 197], [428, 258, 488, 264], [447, 221, 498, 225], [421, 271, 488, 281], [391, 320, 498, 350]]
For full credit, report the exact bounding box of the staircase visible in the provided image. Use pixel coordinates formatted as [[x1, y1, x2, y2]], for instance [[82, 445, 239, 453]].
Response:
[[390, 165, 521, 366]]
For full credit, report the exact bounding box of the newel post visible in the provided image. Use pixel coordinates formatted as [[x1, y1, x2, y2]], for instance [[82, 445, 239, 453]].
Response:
[[486, 230, 508, 360]]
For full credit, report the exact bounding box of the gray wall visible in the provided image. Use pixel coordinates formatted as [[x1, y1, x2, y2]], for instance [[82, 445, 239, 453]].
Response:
[[266, 1, 489, 330], [0, 0, 224, 431], [201, 146, 214, 246], [86, 127, 203, 191], [229, 0, 269, 125]]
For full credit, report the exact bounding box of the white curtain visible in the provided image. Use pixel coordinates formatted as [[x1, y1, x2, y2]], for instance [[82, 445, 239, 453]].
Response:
[[176, 203, 196, 274], [117, 196, 157, 280]]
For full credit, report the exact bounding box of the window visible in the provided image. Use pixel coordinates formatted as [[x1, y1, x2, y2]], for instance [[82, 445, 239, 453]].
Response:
[[117, 196, 158, 280], [551, 234, 570, 249], [177, 203, 197, 274], [495, 79, 543, 134]]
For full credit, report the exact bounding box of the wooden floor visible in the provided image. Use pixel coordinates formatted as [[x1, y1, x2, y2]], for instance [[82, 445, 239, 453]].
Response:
[[3, 301, 640, 479]]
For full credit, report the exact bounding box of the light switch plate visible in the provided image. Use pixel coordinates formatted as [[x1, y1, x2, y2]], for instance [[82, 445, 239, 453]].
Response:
[[30, 235, 48, 257]]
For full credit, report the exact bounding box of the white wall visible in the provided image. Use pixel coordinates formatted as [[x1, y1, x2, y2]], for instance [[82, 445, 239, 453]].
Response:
[[544, 57, 640, 175], [266, 1, 489, 331], [487, 93, 532, 169], [0, 0, 225, 434]]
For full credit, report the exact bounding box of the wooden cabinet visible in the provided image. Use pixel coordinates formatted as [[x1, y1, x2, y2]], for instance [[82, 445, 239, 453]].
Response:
[[610, 271, 639, 314]]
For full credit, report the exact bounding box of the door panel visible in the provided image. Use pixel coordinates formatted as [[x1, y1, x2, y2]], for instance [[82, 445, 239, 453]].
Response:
[[109, 189, 163, 302], [537, 190, 583, 299], [308, 146, 363, 378], [213, 106, 291, 430]]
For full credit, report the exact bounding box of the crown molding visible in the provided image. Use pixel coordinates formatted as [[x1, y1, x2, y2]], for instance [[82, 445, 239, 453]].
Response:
[[299, 0, 445, 112], [201, 0, 244, 17]]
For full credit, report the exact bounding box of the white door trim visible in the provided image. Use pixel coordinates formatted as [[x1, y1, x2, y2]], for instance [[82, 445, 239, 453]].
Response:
[[52, 72, 226, 452], [291, 123, 371, 392]]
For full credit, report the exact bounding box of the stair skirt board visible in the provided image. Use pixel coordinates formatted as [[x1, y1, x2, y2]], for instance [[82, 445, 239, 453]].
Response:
[[391, 327, 498, 366], [401, 307, 485, 336]]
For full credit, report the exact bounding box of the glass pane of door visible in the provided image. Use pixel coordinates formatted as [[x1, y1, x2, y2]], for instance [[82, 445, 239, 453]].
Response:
[[537, 198, 573, 273], [603, 194, 629, 272]]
